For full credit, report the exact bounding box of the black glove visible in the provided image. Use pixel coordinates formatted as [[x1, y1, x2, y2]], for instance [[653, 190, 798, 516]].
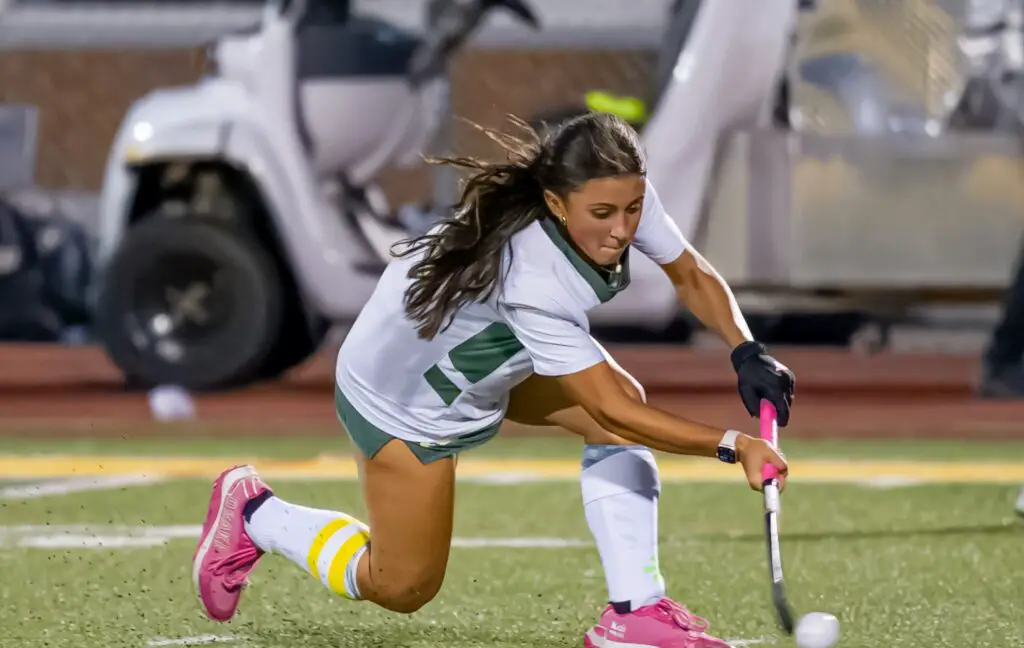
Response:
[[730, 341, 795, 427]]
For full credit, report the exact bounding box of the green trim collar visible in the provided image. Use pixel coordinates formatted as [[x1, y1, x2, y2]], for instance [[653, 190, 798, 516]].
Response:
[[537, 217, 630, 303]]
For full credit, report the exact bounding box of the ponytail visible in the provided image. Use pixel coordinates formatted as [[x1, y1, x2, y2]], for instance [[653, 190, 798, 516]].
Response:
[[393, 111, 646, 340], [391, 115, 547, 340]]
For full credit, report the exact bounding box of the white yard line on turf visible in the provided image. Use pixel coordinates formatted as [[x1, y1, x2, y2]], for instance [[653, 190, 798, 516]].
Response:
[[0, 475, 163, 499], [147, 635, 236, 647], [20, 535, 169, 549], [144, 633, 770, 647], [861, 476, 925, 489], [0, 524, 593, 550], [452, 537, 590, 548]]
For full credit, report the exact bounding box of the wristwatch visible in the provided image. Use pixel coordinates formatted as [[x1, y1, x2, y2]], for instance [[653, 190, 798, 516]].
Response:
[[717, 430, 741, 464]]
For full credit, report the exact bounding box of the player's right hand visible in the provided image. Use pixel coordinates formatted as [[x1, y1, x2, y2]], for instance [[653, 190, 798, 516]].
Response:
[[736, 436, 788, 492]]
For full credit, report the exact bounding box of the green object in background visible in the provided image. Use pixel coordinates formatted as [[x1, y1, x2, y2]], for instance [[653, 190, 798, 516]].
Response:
[[585, 91, 650, 123]]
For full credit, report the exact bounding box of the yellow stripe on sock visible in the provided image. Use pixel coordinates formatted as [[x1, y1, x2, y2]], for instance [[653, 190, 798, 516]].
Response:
[[306, 518, 350, 579], [326, 529, 370, 599]]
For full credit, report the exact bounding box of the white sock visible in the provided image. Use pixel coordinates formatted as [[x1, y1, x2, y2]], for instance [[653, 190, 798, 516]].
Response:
[[1016, 484, 1024, 514], [245, 496, 369, 600], [581, 444, 665, 611]]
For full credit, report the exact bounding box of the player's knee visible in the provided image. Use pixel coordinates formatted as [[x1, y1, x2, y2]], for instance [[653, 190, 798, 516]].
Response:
[[376, 573, 445, 614]]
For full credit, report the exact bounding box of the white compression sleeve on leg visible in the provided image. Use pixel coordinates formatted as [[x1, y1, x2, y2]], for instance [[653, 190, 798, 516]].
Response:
[[581, 444, 665, 611]]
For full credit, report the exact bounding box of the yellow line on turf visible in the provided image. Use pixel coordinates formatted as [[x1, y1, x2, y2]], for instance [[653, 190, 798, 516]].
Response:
[[0, 455, 1022, 483]]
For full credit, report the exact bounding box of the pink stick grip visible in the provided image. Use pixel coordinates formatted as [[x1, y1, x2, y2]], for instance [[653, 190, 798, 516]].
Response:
[[759, 399, 780, 482]]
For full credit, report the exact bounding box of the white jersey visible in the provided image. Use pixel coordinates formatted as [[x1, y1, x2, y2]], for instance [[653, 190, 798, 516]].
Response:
[[335, 179, 688, 446]]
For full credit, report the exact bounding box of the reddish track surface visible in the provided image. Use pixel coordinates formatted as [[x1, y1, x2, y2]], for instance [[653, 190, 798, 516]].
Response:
[[1, 344, 1022, 439]]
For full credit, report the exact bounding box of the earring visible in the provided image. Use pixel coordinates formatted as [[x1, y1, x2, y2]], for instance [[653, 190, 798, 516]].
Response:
[[558, 213, 568, 227]]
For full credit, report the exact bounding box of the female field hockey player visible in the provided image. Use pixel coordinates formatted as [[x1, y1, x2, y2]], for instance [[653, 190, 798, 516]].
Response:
[[193, 113, 796, 648]]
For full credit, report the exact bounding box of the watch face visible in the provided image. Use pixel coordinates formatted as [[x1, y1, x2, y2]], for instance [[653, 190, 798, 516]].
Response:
[[717, 446, 736, 464]]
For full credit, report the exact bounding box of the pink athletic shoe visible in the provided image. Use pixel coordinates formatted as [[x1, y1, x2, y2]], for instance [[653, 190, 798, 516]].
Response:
[[192, 465, 270, 622], [583, 598, 732, 648]]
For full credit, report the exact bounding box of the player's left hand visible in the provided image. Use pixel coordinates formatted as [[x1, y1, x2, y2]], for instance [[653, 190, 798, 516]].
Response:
[[737, 435, 789, 492], [730, 341, 795, 427]]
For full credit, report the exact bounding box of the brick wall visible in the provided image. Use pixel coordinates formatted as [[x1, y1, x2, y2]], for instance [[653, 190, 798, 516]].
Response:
[[0, 48, 654, 205]]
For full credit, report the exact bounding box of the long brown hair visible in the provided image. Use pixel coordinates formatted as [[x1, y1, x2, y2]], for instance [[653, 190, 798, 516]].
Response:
[[391, 112, 645, 339]]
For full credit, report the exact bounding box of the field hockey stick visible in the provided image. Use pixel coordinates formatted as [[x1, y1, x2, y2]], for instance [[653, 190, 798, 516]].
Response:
[[760, 399, 796, 635]]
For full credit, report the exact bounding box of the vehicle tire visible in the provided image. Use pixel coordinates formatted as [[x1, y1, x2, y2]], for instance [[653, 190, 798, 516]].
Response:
[[258, 300, 331, 380], [94, 216, 285, 391], [769, 312, 867, 346], [746, 312, 868, 347]]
